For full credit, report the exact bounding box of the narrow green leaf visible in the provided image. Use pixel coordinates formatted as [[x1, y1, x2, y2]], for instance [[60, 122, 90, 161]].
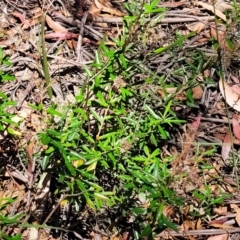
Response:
[[95, 50, 102, 65], [42, 155, 51, 170], [132, 207, 147, 215], [76, 179, 95, 208], [160, 215, 179, 232], [47, 107, 63, 117], [140, 225, 152, 238], [83, 65, 93, 77], [52, 140, 76, 176], [2, 233, 22, 240], [1, 74, 16, 81], [163, 100, 172, 118], [145, 104, 160, 119], [94, 193, 109, 200], [90, 108, 103, 123]]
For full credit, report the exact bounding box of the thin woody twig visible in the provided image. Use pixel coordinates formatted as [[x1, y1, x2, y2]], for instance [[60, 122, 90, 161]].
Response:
[[77, 12, 88, 62], [159, 16, 215, 24], [194, 117, 232, 124], [156, 228, 240, 237], [43, 192, 85, 225], [46, 54, 92, 66]]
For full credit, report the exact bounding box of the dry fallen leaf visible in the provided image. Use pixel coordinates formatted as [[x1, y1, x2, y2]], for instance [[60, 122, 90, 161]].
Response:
[[193, 22, 206, 33], [44, 32, 78, 40], [193, 85, 203, 99], [113, 77, 126, 92], [26, 141, 34, 176], [215, 133, 240, 145], [230, 74, 239, 83], [45, 15, 68, 32], [207, 234, 228, 240], [187, 22, 206, 33], [94, 0, 126, 16], [232, 115, 240, 140], [12, 12, 30, 29], [208, 223, 233, 229], [235, 208, 240, 226], [191, 115, 201, 132], [195, 1, 227, 21], [221, 131, 232, 161], [219, 78, 240, 112], [215, 1, 234, 12], [209, 218, 228, 225], [196, 218, 202, 230], [89, 2, 101, 16], [158, 85, 203, 100], [213, 206, 228, 215], [210, 25, 231, 51], [231, 85, 240, 95]]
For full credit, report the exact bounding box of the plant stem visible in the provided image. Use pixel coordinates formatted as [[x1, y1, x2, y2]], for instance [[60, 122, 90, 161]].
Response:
[[41, 13, 53, 99]]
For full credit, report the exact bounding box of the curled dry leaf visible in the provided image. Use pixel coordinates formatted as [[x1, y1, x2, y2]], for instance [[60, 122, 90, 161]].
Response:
[[208, 218, 229, 225], [12, 12, 30, 29], [45, 15, 68, 32], [193, 85, 203, 99], [221, 131, 232, 161], [186, 22, 206, 33], [89, 2, 101, 16], [94, 0, 126, 16], [194, 1, 226, 21], [213, 206, 228, 215], [215, 1, 234, 12], [98, 0, 112, 8], [232, 115, 240, 140], [219, 78, 240, 112]]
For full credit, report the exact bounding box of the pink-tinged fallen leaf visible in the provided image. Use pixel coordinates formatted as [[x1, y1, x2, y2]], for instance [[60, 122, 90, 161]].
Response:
[[221, 132, 232, 161], [208, 218, 228, 225], [215, 133, 240, 145], [219, 78, 240, 112], [230, 85, 240, 95], [207, 234, 228, 240], [208, 223, 233, 229], [44, 32, 78, 40], [191, 115, 201, 132], [230, 74, 239, 83], [235, 208, 240, 226], [232, 116, 240, 140], [12, 12, 30, 29], [45, 15, 68, 32]]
